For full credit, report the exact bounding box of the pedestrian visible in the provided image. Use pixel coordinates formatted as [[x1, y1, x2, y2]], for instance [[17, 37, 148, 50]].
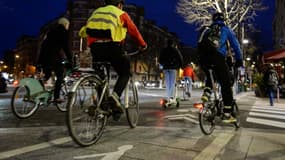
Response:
[[197, 12, 243, 123], [263, 64, 279, 106], [182, 63, 195, 97], [78, 0, 147, 121], [0, 72, 8, 93], [159, 39, 183, 102], [37, 17, 73, 103]]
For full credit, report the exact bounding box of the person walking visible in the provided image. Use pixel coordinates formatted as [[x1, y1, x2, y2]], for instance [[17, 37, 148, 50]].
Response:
[[37, 17, 73, 103], [263, 64, 279, 106], [79, 0, 147, 121], [159, 39, 183, 102], [182, 63, 195, 97], [197, 12, 243, 123]]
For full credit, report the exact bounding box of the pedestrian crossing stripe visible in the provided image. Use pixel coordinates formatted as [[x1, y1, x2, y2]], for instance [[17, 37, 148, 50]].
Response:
[[246, 117, 285, 129], [247, 105, 285, 129]]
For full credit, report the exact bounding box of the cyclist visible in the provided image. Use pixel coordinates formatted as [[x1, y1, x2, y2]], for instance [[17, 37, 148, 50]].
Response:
[[182, 63, 195, 97], [159, 39, 183, 103], [197, 12, 243, 123], [37, 17, 73, 103], [79, 0, 147, 121]]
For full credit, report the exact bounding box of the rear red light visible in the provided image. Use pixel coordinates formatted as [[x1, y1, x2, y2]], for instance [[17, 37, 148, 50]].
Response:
[[193, 103, 203, 109], [13, 80, 19, 87], [160, 99, 166, 105]]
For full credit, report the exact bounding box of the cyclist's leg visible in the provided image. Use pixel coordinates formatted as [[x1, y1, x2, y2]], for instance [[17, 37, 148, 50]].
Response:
[[53, 64, 65, 102], [42, 67, 52, 87], [164, 70, 171, 99], [213, 54, 236, 122], [169, 69, 177, 100]]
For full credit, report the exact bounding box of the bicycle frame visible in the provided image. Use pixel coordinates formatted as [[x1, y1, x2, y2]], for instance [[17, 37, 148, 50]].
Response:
[[18, 78, 53, 106]]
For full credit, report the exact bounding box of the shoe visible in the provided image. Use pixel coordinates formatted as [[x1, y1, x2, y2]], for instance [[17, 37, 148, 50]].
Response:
[[222, 113, 237, 123], [186, 92, 191, 97], [201, 91, 211, 102], [54, 98, 65, 103], [109, 92, 124, 113]]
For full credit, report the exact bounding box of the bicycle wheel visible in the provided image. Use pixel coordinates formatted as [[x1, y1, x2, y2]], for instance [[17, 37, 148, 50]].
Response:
[[11, 86, 38, 119], [232, 101, 240, 129], [66, 75, 107, 147], [199, 103, 216, 135], [55, 83, 69, 112], [124, 79, 139, 128]]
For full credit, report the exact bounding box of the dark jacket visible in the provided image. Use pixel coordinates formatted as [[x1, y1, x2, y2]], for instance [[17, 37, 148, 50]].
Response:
[[159, 45, 183, 70], [198, 20, 242, 61], [38, 24, 73, 68], [263, 68, 279, 88]]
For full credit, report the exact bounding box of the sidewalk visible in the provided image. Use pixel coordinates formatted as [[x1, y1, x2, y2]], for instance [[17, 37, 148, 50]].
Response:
[[219, 91, 285, 160]]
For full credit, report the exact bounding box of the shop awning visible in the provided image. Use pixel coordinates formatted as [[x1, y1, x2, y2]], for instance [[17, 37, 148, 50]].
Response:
[[263, 49, 285, 62]]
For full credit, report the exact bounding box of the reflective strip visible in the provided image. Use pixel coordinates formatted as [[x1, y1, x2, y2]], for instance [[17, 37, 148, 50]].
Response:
[[88, 18, 117, 27], [95, 11, 117, 19]]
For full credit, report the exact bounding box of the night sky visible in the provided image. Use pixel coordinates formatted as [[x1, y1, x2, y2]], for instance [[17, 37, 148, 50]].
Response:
[[0, 0, 274, 59]]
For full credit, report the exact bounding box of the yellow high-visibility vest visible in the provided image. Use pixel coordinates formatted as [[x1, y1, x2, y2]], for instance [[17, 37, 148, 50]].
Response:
[[79, 5, 127, 42]]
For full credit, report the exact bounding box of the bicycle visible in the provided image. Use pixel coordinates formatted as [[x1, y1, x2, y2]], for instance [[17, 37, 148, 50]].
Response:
[[193, 66, 240, 135], [182, 77, 191, 100], [66, 50, 140, 147], [11, 67, 71, 119]]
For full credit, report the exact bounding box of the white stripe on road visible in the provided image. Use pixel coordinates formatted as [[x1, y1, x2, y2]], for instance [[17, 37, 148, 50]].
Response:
[[246, 117, 285, 129], [139, 93, 163, 97], [251, 108, 285, 115], [193, 132, 234, 160], [0, 137, 71, 159], [165, 114, 199, 124], [249, 112, 285, 120], [167, 117, 199, 124], [253, 106, 285, 111]]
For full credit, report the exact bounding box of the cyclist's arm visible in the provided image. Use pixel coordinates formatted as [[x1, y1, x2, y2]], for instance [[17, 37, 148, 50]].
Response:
[[120, 13, 146, 47], [227, 28, 242, 61]]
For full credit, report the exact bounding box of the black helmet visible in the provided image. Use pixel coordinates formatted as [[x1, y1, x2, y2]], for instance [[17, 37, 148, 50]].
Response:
[[212, 12, 225, 21], [105, 0, 125, 5]]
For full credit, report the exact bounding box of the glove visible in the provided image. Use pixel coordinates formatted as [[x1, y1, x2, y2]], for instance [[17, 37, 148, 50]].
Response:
[[235, 59, 243, 68]]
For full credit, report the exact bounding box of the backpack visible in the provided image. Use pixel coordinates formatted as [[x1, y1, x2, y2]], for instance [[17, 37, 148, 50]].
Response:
[[267, 71, 278, 86], [198, 24, 223, 51]]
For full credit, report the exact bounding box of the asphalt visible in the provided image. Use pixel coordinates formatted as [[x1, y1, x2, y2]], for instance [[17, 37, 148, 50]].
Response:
[[1, 88, 285, 159]]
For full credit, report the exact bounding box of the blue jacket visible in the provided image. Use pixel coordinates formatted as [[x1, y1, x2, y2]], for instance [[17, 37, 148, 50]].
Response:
[[213, 20, 242, 61]]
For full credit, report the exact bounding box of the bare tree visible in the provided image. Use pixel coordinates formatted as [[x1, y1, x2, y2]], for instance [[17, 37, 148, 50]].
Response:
[[176, 0, 266, 30]]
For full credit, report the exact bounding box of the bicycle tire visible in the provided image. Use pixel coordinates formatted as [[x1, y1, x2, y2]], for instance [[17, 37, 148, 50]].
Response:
[[66, 75, 107, 147], [55, 83, 69, 112], [125, 79, 139, 128], [11, 86, 38, 119], [232, 101, 240, 129], [199, 103, 215, 135]]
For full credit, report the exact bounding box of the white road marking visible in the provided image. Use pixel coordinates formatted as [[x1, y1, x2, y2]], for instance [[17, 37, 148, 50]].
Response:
[[249, 112, 285, 120], [0, 137, 71, 159], [74, 145, 133, 160], [246, 117, 285, 129], [193, 132, 234, 160], [250, 108, 285, 115], [253, 106, 285, 111], [165, 114, 199, 124]]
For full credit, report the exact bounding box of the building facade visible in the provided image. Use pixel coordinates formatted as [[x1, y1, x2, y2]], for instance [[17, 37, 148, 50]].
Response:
[[273, 0, 285, 49], [67, 0, 178, 81]]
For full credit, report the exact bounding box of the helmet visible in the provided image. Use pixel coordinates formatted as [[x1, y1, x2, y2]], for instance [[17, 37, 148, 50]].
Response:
[[105, 0, 125, 5], [58, 17, 70, 26], [212, 12, 225, 21]]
